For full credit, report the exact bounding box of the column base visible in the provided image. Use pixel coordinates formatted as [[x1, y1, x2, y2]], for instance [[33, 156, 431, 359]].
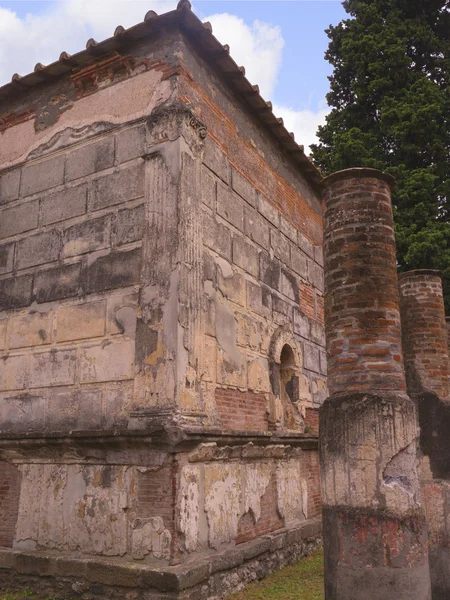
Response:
[[429, 547, 450, 600], [323, 506, 431, 600]]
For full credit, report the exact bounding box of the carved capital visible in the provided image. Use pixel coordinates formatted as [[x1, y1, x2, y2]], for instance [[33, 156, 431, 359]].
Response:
[[146, 103, 207, 155]]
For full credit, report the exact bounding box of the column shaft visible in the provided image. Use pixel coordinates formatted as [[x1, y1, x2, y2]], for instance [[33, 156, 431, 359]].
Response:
[[320, 168, 431, 600], [399, 270, 450, 398], [399, 270, 450, 600]]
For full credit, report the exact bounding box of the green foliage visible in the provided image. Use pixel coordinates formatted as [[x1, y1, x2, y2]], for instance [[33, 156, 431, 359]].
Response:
[[311, 0, 450, 308], [229, 549, 324, 600]]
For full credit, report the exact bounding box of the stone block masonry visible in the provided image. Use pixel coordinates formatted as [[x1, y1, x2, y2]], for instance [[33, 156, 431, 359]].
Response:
[[0, 137, 145, 432], [320, 168, 431, 600], [200, 136, 326, 425], [0, 518, 322, 600]]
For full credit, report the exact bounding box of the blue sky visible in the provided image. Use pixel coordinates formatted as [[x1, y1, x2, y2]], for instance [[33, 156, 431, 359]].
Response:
[[196, 1, 346, 111], [0, 0, 347, 149]]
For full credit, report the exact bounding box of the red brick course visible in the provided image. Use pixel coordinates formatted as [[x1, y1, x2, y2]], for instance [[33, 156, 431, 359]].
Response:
[[446, 317, 450, 356], [0, 462, 21, 548], [321, 169, 406, 394], [0, 108, 35, 132], [299, 281, 316, 321], [216, 388, 268, 431], [236, 472, 284, 544], [303, 450, 322, 519], [399, 270, 450, 399], [136, 461, 175, 534], [305, 407, 319, 433], [316, 295, 324, 325], [180, 71, 323, 247]]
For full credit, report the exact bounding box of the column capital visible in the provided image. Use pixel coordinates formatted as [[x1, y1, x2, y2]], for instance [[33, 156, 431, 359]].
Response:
[[146, 102, 207, 156], [320, 167, 396, 192]]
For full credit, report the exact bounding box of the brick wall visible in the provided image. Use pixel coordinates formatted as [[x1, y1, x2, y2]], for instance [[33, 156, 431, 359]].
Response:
[[303, 450, 322, 519], [0, 125, 147, 434], [179, 61, 322, 246], [421, 480, 450, 548], [421, 476, 450, 596], [305, 407, 319, 433], [201, 139, 327, 423], [446, 317, 450, 355], [172, 36, 328, 431], [137, 461, 175, 537], [236, 472, 284, 544], [215, 388, 268, 431], [0, 462, 21, 547]]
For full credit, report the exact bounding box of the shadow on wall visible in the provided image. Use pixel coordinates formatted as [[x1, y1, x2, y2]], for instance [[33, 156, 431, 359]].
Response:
[[417, 391, 450, 480]]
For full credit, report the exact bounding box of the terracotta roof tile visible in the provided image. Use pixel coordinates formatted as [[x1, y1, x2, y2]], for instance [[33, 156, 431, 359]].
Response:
[[0, 0, 322, 187]]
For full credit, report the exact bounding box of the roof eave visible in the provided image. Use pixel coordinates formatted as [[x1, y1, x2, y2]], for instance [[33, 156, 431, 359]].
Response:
[[0, 1, 323, 189]]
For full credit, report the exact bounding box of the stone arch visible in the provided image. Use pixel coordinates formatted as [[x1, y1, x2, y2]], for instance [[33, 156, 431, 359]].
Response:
[[268, 327, 305, 431]]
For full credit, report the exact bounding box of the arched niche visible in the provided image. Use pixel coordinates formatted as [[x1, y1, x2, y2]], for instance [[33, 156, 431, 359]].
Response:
[[268, 327, 305, 431]]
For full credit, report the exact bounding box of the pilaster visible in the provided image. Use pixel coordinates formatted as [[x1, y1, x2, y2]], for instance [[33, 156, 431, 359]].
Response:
[[132, 104, 207, 427]]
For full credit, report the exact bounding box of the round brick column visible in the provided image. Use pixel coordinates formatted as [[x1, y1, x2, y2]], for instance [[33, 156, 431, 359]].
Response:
[[319, 169, 431, 600], [322, 168, 406, 395], [399, 271, 450, 599], [398, 270, 450, 399], [446, 317, 450, 357]]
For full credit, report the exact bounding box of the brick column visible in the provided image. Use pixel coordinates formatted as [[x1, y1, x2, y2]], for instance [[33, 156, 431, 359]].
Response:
[[324, 169, 405, 394], [446, 317, 450, 357], [399, 270, 450, 399], [320, 168, 431, 600], [399, 270, 450, 599]]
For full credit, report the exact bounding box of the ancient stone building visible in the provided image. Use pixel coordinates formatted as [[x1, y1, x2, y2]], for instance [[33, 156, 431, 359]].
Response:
[[0, 2, 325, 597], [2, 4, 449, 600]]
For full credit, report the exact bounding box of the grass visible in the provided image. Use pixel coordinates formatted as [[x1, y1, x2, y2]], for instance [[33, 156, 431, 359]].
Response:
[[0, 593, 62, 600], [229, 549, 324, 600], [0, 550, 324, 600]]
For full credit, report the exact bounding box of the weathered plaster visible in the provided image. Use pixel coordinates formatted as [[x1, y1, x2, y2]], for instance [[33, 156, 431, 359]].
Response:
[[179, 465, 202, 552], [277, 460, 305, 524], [14, 464, 171, 560], [1, 70, 173, 168], [204, 463, 241, 549], [242, 462, 272, 522]]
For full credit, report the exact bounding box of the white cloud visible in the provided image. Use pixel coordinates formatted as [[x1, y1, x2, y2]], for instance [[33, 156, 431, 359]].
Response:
[[0, 1, 178, 86], [204, 14, 326, 151], [63, 0, 177, 42], [273, 105, 328, 153], [0, 4, 282, 99], [0, 2, 325, 153], [205, 13, 284, 99]]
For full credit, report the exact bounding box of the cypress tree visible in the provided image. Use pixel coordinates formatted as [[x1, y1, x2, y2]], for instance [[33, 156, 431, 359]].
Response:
[[311, 0, 450, 308]]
